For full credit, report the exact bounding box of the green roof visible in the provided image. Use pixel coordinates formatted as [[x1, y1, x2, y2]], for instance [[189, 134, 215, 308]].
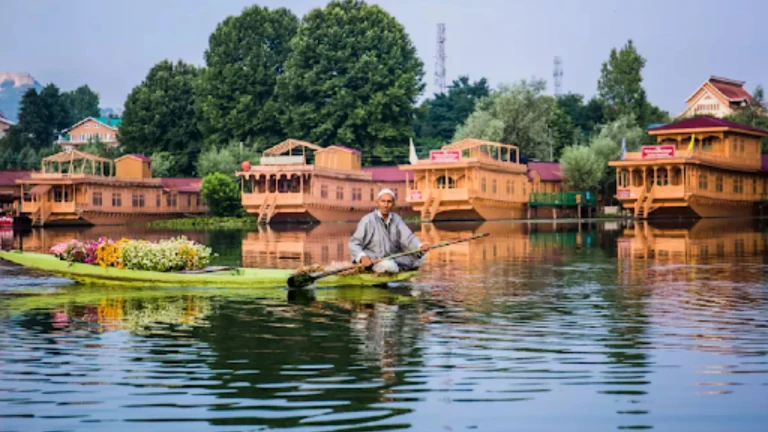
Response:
[[93, 117, 122, 128]]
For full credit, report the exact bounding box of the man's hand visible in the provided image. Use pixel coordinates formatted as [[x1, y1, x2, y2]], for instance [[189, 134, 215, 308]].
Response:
[[420, 242, 431, 253], [359, 256, 373, 267]]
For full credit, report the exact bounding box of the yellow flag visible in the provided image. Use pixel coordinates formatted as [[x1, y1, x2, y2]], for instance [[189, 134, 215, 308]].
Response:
[[687, 134, 695, 152]]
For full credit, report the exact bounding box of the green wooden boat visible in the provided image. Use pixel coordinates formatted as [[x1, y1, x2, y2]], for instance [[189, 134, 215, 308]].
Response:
[[0, 250, 417, 288]]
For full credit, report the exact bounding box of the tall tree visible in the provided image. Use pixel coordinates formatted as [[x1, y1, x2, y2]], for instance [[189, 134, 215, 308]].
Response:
[[120, 60, 202, 175], [556, 93, 605, 140], [454, 79, 561, 161], [62, 85, 100, 124], [726, 84, 768, 151], [16, 88, 51, 150], [597, 39, 668, 126], [197, 5, 298, 148], [414, 76, 490, 143], [277, 0, 425, 165], [39, 84, 71, 134]]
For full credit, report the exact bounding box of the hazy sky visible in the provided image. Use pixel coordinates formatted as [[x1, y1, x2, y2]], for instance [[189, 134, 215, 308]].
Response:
[[2, 0, 766, 115]]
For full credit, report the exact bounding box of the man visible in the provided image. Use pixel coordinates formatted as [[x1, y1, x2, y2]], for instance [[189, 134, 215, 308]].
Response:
[[349, 188, 430, 273]]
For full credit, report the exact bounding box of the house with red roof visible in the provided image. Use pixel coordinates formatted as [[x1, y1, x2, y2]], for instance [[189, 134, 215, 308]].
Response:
[[680, 76, 759, 118], [609, 116, 768, 219], [56, 116, 122, 150], [527, 162, 564, 194]]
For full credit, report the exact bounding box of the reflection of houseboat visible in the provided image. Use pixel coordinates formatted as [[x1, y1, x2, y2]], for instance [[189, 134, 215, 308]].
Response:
[[400, 139, 530, 222], [609, 117, 768, 218], [241, 223, 359, 269], [237, 139, 415, 224], [17, 150, 206, 226]]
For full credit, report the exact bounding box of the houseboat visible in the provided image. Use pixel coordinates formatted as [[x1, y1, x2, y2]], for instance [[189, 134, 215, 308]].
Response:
[[609, 117, 768, 218], [237, 139, 415, 224], [1, 170, 30, 225], [399, 138, 530, 222], [17, 149, 206, 226]]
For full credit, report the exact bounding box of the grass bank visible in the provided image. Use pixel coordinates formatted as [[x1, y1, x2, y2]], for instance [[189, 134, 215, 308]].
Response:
[[146, 216, 259, 229]]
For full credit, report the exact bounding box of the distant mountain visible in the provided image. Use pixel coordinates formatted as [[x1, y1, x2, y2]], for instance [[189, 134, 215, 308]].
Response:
[[0, 72, 43, 122]]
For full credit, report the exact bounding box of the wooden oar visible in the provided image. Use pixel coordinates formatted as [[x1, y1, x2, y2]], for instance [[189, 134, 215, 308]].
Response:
[[286, 232, 489, 289]]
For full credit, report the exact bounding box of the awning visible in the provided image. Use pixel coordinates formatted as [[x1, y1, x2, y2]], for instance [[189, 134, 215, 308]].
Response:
[[29, 185, 52, 195]]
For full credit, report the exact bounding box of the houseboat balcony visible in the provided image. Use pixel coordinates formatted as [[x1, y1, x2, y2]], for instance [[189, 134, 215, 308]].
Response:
[[242, 192, 307, 207], [406, 188, 470, 204], [21, 201, 40, 213], [620, 150, 761, 171], [616, 185, 686, 201]]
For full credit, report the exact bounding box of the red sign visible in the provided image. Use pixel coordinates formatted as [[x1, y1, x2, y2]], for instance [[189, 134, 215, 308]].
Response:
[[641, 145, 675, 159], [409, 190, 423, 201], [617, 189, 631, 198], [430, 150, 461, 163]]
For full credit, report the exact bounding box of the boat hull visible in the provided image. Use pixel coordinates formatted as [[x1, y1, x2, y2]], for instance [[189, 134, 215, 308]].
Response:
[[0, 251, 418, 288]]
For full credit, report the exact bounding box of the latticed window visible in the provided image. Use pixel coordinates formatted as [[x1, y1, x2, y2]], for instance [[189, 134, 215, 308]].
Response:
[[698, 174, 708, 190], [132, 193, 145, 208], [715, 175, 723, 192], [336, 186, 344, 200], [112, 193, 122, 207], [491, 179, 497, 194], [92, 192, 102, 206], [733, 177, 743, 194], [321, 185, 328, 199]]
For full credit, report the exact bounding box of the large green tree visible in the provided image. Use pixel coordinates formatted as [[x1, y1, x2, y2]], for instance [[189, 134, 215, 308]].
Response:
[[597, 39, 668, 126], [62, 85, 100, 124], [197, 5, 298, 148], [120, 60, 202, 175], [277, 0, 424, 165], [414, 76, 490, 143], [556, 93, 605, 141], [559, 145, 603, 191], [454, 79, 566, 161]]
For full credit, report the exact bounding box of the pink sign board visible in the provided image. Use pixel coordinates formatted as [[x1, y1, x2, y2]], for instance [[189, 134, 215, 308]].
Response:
[[641, 145, 675, 158], [617, 189, 631, 198], [409, 190, 423, 201], [430, 150, 461, 163]]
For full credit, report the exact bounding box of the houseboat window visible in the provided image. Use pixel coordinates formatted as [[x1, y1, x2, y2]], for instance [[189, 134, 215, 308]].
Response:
[[195, 195, 200, 206], [370, 188, 374, 201], [732, 141, 737, 153], [698, 174, 707, 190], [156, 194, 161, 207], [656, 168, 668, 186], [112, 193, 122, 207], [187, 195, 192, 207], [166, 194, 177, 207], [701, 138, 714, 151], [491, 179, 497, 194], [671, 168, 682, 186], [481, 178, 486, 192], [436, 176, 455, 189], [752, 179, 757, 195], [715, 175, 723, 192], [132, 193, 145, 208], [740, 139, 745, 153], [92, 192, 102, 206], [54, 188, 63, 202], [506, 180, 512, 195], [336, 186, 344, 200], [321, 185, 328, 199], [733, 177, 743, 194]]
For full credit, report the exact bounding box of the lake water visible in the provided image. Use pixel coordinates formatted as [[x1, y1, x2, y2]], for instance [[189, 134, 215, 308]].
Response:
[[1, 219, 767, 431]]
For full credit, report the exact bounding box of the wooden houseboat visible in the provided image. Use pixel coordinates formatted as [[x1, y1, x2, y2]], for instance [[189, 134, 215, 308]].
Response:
[[1, 170, 30, 221], [609, 117, 768, 218], [399, 138, 529, 222], [237, 139, 415, 224], [17, 149, 206, 226]]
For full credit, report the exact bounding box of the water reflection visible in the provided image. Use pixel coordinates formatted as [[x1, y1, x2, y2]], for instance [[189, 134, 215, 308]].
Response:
[[0, 219, 767, 431]]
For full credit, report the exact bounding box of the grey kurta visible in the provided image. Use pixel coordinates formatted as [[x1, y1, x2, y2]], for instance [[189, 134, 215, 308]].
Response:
[[348, 210, 424, 271]]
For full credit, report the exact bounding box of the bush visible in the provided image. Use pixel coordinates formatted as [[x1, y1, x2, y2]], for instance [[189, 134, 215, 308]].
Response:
[[201, 173, 242, 216]]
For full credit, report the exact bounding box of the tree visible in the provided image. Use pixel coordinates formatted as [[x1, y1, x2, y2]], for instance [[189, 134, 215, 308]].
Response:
[[556, 93, 605, 141], [559, 145, 603, 191], [597, 40, 668, 126], [196, 142, 260, 178], [277, 0, 424, 165], [62, 85, 100, 124], [120, 60, 202, 175], [197, 5, 298, 148], [453, 79, 559, 161], [201, 173, 242, 217], [150, 151, 177, 178], [414, 76, 490, 143], [16, 88, 52, 150]]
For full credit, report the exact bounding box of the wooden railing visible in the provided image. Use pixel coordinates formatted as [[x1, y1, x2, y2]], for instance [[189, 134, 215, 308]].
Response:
[[529, 191, 598, 207]]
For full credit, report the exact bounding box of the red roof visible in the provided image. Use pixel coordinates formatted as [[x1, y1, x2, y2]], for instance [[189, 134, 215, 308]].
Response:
[[710, 77, 754, 102], [0, 170, 30, 187], [363, 166, 406, 182], [649, 117, 768, 136], [160, 178, 202, 193], [527, 162, 563, 182]]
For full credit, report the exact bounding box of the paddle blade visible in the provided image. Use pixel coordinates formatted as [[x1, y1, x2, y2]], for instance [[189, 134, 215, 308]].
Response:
[[287, 272, 317, 289]]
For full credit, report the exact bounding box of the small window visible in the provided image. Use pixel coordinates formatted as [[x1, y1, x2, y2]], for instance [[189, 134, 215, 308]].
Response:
[[92, 192, 102, 206], [336, 186, 344, 200], [321, 185, 328, 199], [715, 175, 723, 192], [698, 174, 708, 190], [187, 195, 191, 207], [112, 193, 122, 207], [132, 193, 145, 208], [94, 122, 100, 128], [481, 178, 486, 192], [156, 194, 161, 207], [491, 179, 497, 194], [85, 123, 90, 129]]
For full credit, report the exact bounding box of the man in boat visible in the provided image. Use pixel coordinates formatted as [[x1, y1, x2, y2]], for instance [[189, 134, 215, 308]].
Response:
[[349, 188, 430, 273]]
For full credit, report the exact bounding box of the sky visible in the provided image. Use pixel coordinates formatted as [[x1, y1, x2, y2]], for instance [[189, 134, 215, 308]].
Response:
[[1, 0, 766, 116]]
